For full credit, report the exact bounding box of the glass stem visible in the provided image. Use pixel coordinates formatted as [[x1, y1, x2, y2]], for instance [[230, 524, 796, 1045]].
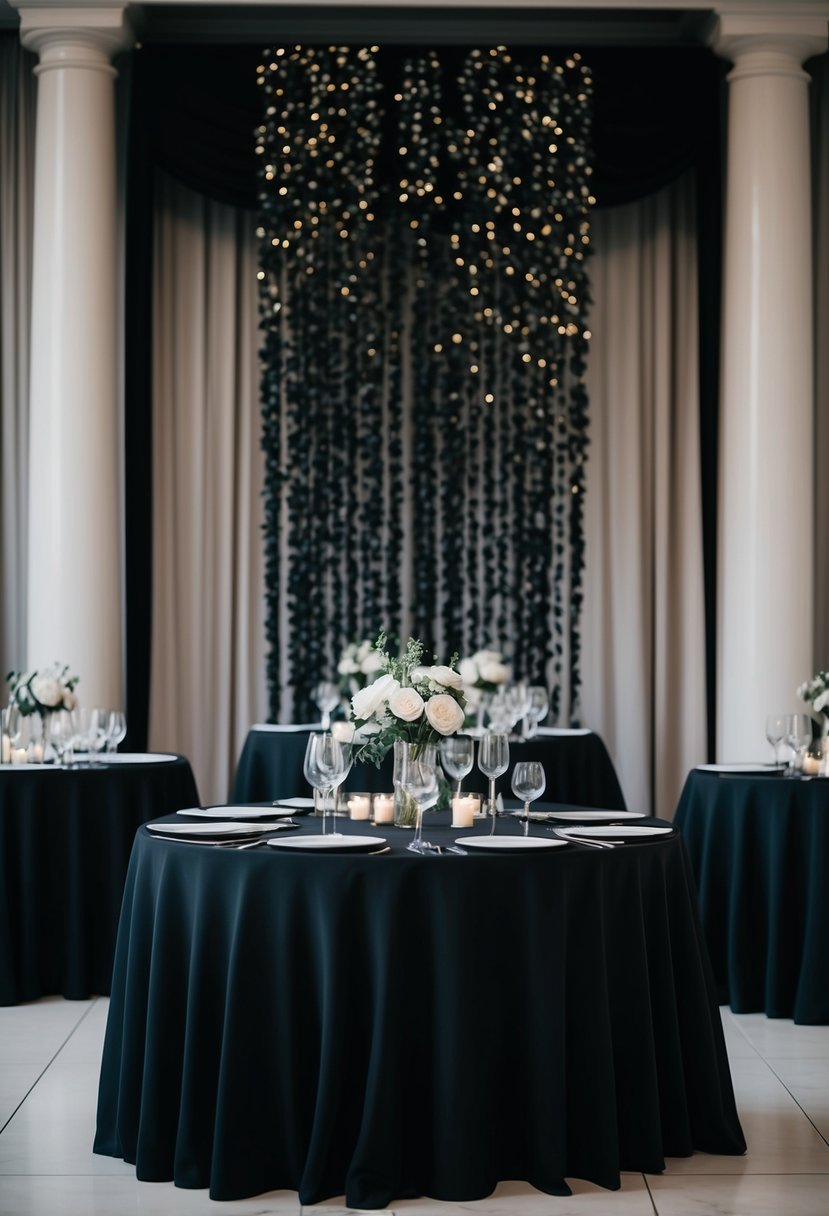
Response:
[[414, 801, 423, 847], [524, 800, 530, 836], [489, 777, 496, 836]]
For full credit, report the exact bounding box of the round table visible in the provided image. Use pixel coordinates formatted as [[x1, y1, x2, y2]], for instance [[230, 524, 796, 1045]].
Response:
[[94, 810, 744, 1207], [675, 767, 829, 1024], [0, 755, 199, 1005], [231, 725, 626, 810]]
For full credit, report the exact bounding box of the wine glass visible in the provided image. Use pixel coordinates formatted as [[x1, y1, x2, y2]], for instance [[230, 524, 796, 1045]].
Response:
[[399, 745, 439, 855], [106, 710, 127, 755], [506, 681, 530, 734], [478, 733, 509, 836], [784, 713, 812, 776], [305, 733, 352, 836], [312, 682, 340, 731], [48, 710, 76, 766], [511, 761, 546, 837], [765, 714, 785, 767], [439, 735, 475, 796], [524, 686, 549, 738]]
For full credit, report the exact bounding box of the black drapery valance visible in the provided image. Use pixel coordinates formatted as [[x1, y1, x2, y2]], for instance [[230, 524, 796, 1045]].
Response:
[[124, 43, 724, 752]]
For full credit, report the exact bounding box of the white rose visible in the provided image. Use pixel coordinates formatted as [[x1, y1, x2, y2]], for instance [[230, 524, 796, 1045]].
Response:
[[351, 673, 399, 721], [427, 665, 464, 690], [362, 650, 385, 674], [332, 720, 355, 742], [30, 675, 63, 708], [464, 686, 483, 711], [388, 686, 424, 722], [458, 658, 479, 686], [479, 660, 509, 685], [62, 689, 78, 711], [338, 658, 359, 675], [814, 691, 829, 713], [425, 693, 465, 736]]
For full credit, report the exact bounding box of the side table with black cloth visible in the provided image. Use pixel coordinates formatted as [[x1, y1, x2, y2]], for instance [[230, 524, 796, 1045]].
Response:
[[231, 725, 626, 809], [0, 757, 199, 1005], [95, 813, 744, 1206], [675, 768, 829, 1024]]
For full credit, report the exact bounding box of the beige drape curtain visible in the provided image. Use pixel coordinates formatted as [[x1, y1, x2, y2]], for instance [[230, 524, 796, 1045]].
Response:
[[0, 36, 36, 680], [148, 174, 267, 804], [812, 54, 829, 665], [581, 174, 707, 818]]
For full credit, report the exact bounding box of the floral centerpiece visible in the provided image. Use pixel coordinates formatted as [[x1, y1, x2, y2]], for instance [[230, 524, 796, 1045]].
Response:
[[349, 634, 466, 825], [797, 671, 829, 735], [6, 665, 79, 763], [337, 638, 386, 697], [7, 664, 78, 717], [458, 648, 510, 718]]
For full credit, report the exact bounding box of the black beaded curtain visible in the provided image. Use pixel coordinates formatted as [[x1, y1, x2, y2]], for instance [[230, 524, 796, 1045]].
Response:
[[123, 44, 723, 744], [256, 46, 593, 721]]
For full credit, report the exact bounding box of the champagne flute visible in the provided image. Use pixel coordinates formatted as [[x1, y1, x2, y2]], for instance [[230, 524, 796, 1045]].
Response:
[[784, 713, 812, 776], [765, 715, 785, 767], [313, 682, 340, 731], [511, 762, 546, 837], [439, 735, 475, 796], [478, 733, 509, 836]]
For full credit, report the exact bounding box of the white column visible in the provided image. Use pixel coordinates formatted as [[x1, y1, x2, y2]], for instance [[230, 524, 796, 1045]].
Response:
[[18, 5, 132, 707], [715, 12, 828, 760]]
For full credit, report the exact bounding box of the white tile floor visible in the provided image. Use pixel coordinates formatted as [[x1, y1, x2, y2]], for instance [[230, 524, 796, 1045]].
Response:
[[0, 1000, 827, 1215]]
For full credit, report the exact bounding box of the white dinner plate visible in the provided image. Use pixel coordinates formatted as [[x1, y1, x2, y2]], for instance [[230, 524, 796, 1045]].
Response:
[[101, 753, 178, 764], [534, 727, 592, 737], [454, 835, 568, 851], [251, 723, 321, 733], [521, 809, 646, 823], [695, 763, 778, 775], [266, 834, 386, 852], [147, 821, 283, 837], [556, 825, 673, 839], [273, 796, 316, 809], [177, 805, 295, 820]]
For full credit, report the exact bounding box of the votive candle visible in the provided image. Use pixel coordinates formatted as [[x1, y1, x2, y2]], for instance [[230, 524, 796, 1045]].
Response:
[[452, 793, 479, 828], [348, 794, 371, 821], [373, 794, 394, 824]]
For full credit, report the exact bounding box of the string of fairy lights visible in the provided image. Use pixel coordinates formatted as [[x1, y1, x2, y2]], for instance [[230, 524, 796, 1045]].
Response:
[[257, 44, 593, 723]]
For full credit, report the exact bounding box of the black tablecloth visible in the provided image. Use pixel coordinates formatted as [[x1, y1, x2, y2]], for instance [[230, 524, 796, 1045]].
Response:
[[95, 810, 743, 1206], [0, 757, 199, 1005], [231, 727, 626, 810], [675, 768, 829, 1024]]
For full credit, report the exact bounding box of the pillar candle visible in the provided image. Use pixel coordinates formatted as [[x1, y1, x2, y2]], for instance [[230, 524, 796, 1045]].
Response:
[[12, 748, 28, 765], [373, 794, 394, 824], [348, 795, 371, 821], [452, 794, 479, 828], [1, 734, 10, 764]]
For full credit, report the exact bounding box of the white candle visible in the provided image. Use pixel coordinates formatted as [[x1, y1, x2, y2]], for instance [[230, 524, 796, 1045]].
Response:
[[452, 794, 479, 828], [31, 743, 44, 763], [373, 794, 394, 824], [348, 795, 371, 821], [803, 754, 821, 775], [12, 748, 28, 765], [1, 733, 10, 764]]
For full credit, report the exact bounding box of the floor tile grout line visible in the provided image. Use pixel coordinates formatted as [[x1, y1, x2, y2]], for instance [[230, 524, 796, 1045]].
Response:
[[0, 998, 100, 1137], [641, 1172, 659, 1214], [758, 1058, 829, 1151]]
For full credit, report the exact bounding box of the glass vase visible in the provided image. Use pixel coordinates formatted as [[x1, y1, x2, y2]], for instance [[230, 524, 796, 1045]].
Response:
[[393, 740, 436, 828]]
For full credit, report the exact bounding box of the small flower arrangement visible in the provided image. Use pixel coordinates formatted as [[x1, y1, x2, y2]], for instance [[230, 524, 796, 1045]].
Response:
[[337, 638, 386, 696], [350, 633, 466, 766], [6, 664, 79, 716], [798, 671, 829, 732], [458, 648, 510, 714]]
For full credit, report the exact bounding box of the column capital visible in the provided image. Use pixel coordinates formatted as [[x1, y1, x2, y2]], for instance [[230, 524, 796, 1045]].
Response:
[[14, 4, 133, 68], [712, 8, 829, 80]]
